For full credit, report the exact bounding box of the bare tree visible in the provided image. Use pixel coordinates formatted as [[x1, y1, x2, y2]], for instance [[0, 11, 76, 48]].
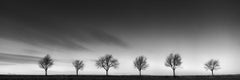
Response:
[[165, 53, 182, 77], [73, 60, 84, 75], [96, 54, 119, 76], [39, 54, 54, 76], [204, 59, 220, 76], [134, 56, 148, 76]]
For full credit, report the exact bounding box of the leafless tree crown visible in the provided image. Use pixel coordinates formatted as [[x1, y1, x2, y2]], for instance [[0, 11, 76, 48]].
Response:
[[39, 54, 54, 70], [96, 54, 119, 71], [134, 56, 148, 71], [73, 60, 84, 70], [205, 59, 220, 71], [165, 53, 182, 69]]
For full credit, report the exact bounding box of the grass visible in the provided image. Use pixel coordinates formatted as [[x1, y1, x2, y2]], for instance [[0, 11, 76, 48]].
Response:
[[0, 75, 240, 80]]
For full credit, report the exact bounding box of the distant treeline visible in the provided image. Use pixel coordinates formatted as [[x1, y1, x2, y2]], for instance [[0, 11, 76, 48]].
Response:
[[38, 53, 220, 76]]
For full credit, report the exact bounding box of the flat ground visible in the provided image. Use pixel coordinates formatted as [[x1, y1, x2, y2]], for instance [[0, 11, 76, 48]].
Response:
[[0, 75, 240, 80]]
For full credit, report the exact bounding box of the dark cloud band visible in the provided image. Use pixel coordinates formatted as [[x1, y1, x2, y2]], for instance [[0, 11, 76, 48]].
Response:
[[0, 52, 42, 64]]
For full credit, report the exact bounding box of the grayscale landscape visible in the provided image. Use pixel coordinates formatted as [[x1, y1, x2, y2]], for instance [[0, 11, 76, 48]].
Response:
[[0, 0, 240, 80]]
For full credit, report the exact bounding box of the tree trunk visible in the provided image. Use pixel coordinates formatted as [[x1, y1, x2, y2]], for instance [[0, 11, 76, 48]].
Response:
[[106, 70, 108, 76], [76, 69, 79, 76], [45, 69, 47, 76], [139, 70, 141, 76], [211, 70, 214, 76], [139, 70, 142, 80], [173, 69, 175, 77]]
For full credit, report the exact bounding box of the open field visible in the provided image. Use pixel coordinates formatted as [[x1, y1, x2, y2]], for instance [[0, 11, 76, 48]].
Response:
[[0, 75, 240, 80]]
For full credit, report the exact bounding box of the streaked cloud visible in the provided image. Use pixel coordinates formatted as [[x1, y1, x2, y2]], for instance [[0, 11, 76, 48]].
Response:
[[0, 52, 42, 64], [88, 28, 128, 47], [0, 26, 128, 51]]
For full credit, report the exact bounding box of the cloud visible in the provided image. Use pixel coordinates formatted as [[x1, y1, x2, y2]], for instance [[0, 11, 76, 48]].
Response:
[[22, 49, 43, 54], [0, 62, 14, 65], [0, 1, 130, 50], [0, 25, 128, 50], [0, 52, 42, 64], [0, 26, 89, 51], [89, 28, 128, 47]]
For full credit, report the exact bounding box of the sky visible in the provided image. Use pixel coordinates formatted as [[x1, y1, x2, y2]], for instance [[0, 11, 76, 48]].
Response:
[[0, 0, 240, 75]]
